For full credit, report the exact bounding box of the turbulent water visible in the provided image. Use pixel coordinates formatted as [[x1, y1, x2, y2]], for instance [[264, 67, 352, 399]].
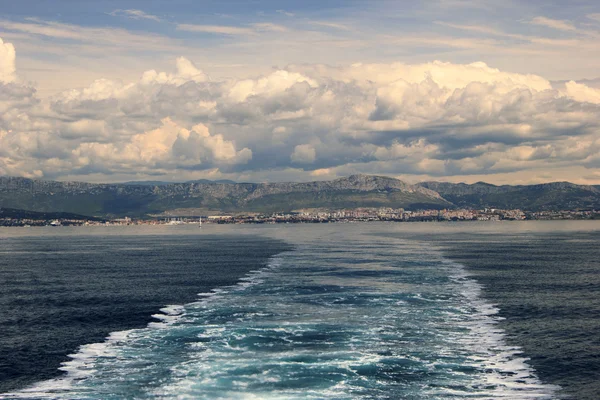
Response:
[[0, 222, 598, 399], [436, 229, 600, 400], [0, 231, 290, 393]]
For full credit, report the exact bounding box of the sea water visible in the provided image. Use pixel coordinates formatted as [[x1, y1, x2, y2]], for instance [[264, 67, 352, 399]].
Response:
[[0, 222, 598, 399], [0, 231, 290, 393]]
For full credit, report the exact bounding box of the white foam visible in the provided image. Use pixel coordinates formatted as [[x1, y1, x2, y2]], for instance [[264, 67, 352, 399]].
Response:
[[151, 304, 187, 325], [436, 257, 560, 398], [160, 304, 185, 316], [5, 256, 286, 399], [4, 238, 561, 400]]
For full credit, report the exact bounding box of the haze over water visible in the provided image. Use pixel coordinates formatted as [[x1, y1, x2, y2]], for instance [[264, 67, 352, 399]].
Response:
[[0, 221, 598, 399]]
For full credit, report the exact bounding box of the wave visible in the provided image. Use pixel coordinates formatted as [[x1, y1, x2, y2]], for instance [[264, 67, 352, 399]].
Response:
[[2, 232, 560, 399], [3, 257, 284, 399], [428, 258, 559, 398]]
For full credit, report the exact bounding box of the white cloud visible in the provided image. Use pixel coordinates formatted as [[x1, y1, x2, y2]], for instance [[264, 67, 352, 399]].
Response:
[[563, 81, 600, 104], [292, 61, 552, 92], [176, 24, 257, 36], [0, 38, 16, 82], [291, 144, 316, 164], [5, 6, 600, 101], [529, 16, 576, 31], [172, 121, 252, 164], [251, 23, 289, 32], [276, 10, 295, 17], [141, 57, 208, 85], [373, 140, 439, 161], [71, 118, 251, 172], [2, 36, 600, 183], [109, 9, 161, 22], [0, 18, 175, 50], [311, 168, 333, 177], [177, 22, 288, 36], [308, 21, 352, 31], [227, 70, 316, 102]]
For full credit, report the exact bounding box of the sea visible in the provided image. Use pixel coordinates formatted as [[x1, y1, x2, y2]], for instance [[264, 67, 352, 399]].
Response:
[[0, 221, 598, 399]]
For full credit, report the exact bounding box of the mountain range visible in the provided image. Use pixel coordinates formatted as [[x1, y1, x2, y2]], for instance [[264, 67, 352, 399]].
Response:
[[420, 181, 600, 212], [1, 175, 599, 218], [0, 208, 105, 223]]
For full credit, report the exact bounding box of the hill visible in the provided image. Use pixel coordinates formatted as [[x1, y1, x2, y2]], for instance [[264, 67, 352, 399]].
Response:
[[0, 175, 450, 217], [3, 174, 599, 217], [122, 179, 237, 186], [418, 181, 600, 211], [0, 207, 105, 226]]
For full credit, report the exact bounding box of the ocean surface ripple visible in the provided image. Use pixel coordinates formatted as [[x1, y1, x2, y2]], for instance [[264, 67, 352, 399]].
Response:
[[4, 227, 559, 399]]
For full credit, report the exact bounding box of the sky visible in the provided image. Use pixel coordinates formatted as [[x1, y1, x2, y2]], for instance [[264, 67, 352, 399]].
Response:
[[1, 0, 600, 184]]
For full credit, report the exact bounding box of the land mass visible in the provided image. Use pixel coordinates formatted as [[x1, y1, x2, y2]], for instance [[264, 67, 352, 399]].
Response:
[[419, 181, 600, 211], [0, 175, 449, 217], [0, 207, 106, 226], [0, 174, 599, 218]]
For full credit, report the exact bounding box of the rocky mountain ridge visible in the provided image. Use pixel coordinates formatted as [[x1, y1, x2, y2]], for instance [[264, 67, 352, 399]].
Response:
[[1, 175, 599, 217], [0, 175, 450, 217], [418, 181, 600, 211]]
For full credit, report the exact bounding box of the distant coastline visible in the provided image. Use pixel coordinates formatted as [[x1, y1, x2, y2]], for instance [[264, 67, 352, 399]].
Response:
[[1, 207, 598, 227], [2, 174, 600, 223]]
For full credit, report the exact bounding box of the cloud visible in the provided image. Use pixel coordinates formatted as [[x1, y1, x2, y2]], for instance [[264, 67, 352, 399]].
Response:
[[276, 10, 295, 17], [311, 168, 332, 177], [177, 22, 288, 36], [564, 81, 600, 104], [71, 118, 251, 172], [176, 24, 257, 36], [0, 38, 16, 82], [251, 23, 288, 32], [436, 21, 528, 41], [6, 6, 600, 102], [109, 9, 161, 22], [291, 144, 316, 163], [141, 57, 208, 84], [309, 21, 352, 31], [227, 70, 316, 102], [529, 16, 576, 31], [291, 60, 552, 91], [2, 36, 600, 183], [4, 18, 180, 52]]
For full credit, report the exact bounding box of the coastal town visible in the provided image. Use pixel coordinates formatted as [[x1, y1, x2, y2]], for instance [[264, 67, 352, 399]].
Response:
[[1, 207, 599, 227]]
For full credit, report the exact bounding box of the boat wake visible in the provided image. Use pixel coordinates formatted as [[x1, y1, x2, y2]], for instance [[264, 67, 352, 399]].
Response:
[[4, 232, 558, 399]]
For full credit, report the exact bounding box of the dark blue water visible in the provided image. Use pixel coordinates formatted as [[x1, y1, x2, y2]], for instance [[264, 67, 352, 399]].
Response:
[[437, 230, 600, 400], [0, 230, 290, 393], [0, 222, 598, 399]]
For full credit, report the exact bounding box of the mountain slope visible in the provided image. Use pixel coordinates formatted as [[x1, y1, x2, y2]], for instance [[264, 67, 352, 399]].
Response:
[[0, 175, 451, 217], [419, 181, 600, 211], [4, 175, 598, 216], [0, 208, 104, 221]]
